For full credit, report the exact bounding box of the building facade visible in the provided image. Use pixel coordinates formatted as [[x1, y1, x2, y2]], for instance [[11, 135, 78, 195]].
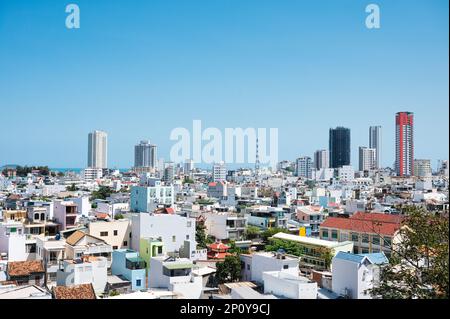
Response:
[[369, 126, 382, 169], [395, 112, 414, 176], [329, 127, 351, 168], [87, 130, 108, 169]]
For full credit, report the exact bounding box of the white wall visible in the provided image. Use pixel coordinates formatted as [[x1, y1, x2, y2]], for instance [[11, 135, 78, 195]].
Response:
[[263, 270, 318, 299], [251, 253, 299, 284]]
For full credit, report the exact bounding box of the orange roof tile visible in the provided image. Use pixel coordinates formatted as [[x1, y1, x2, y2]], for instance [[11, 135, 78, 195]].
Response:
[[7, 261, 44, 277], [320, 212, 404, 236], [53, 284, 96, 299]]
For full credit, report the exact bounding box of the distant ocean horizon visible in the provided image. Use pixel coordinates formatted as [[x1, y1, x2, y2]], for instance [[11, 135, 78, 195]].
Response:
[[50, 168, 130, 173]]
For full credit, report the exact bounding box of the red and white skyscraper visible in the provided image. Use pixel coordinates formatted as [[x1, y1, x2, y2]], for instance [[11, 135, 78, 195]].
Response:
[[395, 112, 414, 176]]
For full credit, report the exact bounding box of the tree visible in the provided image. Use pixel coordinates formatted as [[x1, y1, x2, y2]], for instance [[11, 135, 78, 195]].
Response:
[[66, 183, 78, 192], [91, 186, 113, 200], [370, 208, 449, 299], [183, 177, 195, 184], [244, 226, 261, 240], [261, 227, 289, 242], [196, 222, 210, 249], [114, 213, 124, 220], [215, 255, 242, 284]]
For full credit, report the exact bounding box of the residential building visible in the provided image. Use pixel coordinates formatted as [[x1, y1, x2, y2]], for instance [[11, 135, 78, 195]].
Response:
[[88, 219, 131, 250], [53, 200, 79, 231], [319, 212, 404, 257], [213, 162, 227, 183], [87, 130, 108, 169], [203, 211, 247, 241], [207, 181, 227, 199], [414, 159, 432, 177], [131, 213, 196, 258], [0, 221, 26, 261], [296, 157, 313, 179], [64, 230, 113, 268], [263, 270, 318, 299], [82, 168, 103, 181], [134, 140, 157, 169], [270, 232, 354, 271], [139, 237, 164, 273], [395, 112, 414, 176], [56, 256, 107, 293], [329, 127, 351, 168], [35, 235, 66, 283], [6, 261, 45, 287], [338, 165, 355, 182], [130, 184, 174, 213], [52, 283, 97, 299], [240, 251, 299, 284], [295, 206, 325, 236], [359, 147, 376, 171], [314, 149, 329, 170], [148, 255, 203, 299], [184, 159, 195, 174], [245, 207, 288, 229], [111, 249, 146, 291], [369, 126, 382, 169], [332, 251, 388, 299]]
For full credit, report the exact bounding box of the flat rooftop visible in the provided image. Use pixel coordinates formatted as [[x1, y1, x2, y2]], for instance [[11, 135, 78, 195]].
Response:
[[271, 232, 353, 248]]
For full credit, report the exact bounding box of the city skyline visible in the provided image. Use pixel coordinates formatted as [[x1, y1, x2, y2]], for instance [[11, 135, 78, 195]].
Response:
[[0, 0, 448, 169]]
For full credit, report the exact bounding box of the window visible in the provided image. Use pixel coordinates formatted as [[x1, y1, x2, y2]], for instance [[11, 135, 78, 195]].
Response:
[[172, 236, 176, 242], [113, 230, 118, 236], [136, 279, 142, 287], [351, 233, 359, 242], [247, 264, 250, 270], [34, 213, 39, 220], [100, 231, 108, 237], [123, 241, 128, 246], [113, 246, 118, 250], [40, 213, 45, 221], [362, 234, 369, 243], [187, 221, 192, 227], [383, 237, 392, 247], [372, 235, 380, 246], [321, 230, 329, 238], [158, 246, 163, 254], [129, 232, 132, 238], [331, 230, 338, 240], [283, 265, 289, 269]]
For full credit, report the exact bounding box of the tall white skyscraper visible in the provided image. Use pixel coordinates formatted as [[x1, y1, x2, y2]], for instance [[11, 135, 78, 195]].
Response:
[[359, 147, 376, 171], [212, 161, 227, 182], [295, 157, 312, 179], [87, 130, 108, 169], [134, 140, 157, 168], [414, 159, 432, 177], [314, 150, 329, 170], [369, 126, 382, 169]]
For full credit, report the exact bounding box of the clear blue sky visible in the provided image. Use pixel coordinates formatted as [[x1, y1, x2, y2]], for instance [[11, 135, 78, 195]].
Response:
[[0, 0, 448, 169]]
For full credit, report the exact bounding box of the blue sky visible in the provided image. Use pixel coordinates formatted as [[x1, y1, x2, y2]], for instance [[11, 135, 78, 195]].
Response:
[[0, 0, 448, 169]]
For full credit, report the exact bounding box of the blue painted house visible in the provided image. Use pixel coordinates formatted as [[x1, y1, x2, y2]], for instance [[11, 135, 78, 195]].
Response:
[[111, 249, 147, 291]]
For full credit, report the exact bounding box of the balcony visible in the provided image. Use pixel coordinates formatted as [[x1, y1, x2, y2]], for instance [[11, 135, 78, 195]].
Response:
[[126, 257, 146, 270]]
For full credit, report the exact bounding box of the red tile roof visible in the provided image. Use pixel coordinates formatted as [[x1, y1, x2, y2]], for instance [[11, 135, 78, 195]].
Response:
[[53, 284, 96, 299], [7, 261, 45, 277], [208, 242, 230, 251], [320, 212, 404, 236]]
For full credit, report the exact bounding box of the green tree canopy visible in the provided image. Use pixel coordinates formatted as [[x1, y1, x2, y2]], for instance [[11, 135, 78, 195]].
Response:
[[370, 208, 449, 299], [215, 255, 242, 284]]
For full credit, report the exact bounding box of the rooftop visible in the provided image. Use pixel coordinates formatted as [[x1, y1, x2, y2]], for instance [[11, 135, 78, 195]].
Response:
[[7, 261, 45, 277], [52, 284, 96, 299], [272, 232, 353, 248]]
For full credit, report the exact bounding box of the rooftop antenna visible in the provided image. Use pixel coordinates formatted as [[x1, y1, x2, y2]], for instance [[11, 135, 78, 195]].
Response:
[[255, 138, 260, 184]]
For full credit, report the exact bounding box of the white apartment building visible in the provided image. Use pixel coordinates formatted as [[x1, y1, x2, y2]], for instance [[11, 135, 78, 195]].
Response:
[[131, 213, 197, 258], [338, 166, 355, 182], [240, 251, 299, 284], [83, 168, 104, 182], [414, 159, 432, 177], [35, 235, 66, 282], [203, 211, 247, 241], [0, 221, 26, 261], [314, 150, 329, 170], [88, 130, 108, 169], [148, 255, 202, 299], [359, 147, 376, 171], [296, 157, 312, 179], [263, 270, 318, 299], [213, 162, 227, 183], [56, 256, 108, 293]]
